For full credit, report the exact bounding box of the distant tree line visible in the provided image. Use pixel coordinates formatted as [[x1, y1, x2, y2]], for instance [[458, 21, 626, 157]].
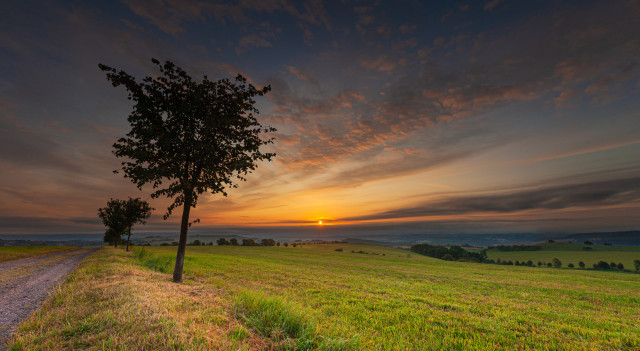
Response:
[[410, 244, 487, 262], [410, 244, 640, 274]]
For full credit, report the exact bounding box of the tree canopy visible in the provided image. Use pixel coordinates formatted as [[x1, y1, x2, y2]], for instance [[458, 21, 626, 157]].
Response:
[[100, 58, 275, 282]]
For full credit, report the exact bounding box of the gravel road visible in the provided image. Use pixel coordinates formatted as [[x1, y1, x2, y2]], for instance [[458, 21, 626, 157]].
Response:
[[0, 248, 99, 348]]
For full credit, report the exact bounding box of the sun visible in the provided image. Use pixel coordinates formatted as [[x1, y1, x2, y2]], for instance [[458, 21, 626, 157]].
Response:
[[318, 220, 323, 225]]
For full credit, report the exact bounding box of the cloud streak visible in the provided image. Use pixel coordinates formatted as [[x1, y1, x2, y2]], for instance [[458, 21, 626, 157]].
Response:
[[342, 177, 640, 221]]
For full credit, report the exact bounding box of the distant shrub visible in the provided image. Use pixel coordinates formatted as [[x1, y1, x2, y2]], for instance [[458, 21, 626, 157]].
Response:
[[276, 242, 280, 246], [617, 263, 624, 271], [584, 241, 594, 245], [242, 239, 257, 246], [594, 261, 610, 270], [335, 248, 343, 252], [552, 258, 562, 268], [230, 238, 239, 246], [526, 260, 533, 266], [515, 260, 520, 266], [610, 262, 616, 269], [260, 239, 276, 246], [160, 242, 170, 246], [582, 246, 593, 251], [548, 239, 555, 243], [568, 263, 574, 268], [635, 259, 640, 272], [171, 241, 178, 246], [217, 238, 230, 246], [442, 254, 455, 261], [537, 261, 542, 267], [292, 243, 297, 247], [283, 242, 288, 247], [547, 262, 552, 267]]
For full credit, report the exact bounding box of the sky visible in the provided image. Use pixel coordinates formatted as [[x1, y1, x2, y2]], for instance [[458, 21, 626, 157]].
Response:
[[1, 0, 639, 236]]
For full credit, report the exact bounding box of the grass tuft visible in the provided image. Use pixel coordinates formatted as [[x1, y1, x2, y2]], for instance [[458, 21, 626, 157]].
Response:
[[234, 290, 358, 350]]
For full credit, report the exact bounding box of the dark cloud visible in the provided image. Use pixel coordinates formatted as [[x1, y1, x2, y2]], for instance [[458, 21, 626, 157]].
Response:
[[343, 177, 640, 221]]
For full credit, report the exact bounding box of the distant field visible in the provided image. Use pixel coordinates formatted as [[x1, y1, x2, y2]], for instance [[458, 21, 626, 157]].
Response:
[[10, 244, 640, 350], [0, 246, 75, 262], [486, 243, 640, 268]]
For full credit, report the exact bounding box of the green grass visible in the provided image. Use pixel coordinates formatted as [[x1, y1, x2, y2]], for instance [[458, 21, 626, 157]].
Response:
[[0, 246, 75, 262], [132, 244, 640, 350], [8, 247, 271, 350], [487, 243, 640, 268]]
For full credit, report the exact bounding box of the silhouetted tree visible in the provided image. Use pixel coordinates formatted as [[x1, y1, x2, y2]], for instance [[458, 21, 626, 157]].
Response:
[[578, 261, 585, 268], [230, 238, 239, 246], [283, 242, 289, 247], [100, 59, 275, 282], [103, 227, 123, 247], [98, 199, 127, 247], [122, 197, 153, 252], [217, 238, 230, 245], [242, 238, 256, 246], [261, 238, 276, 246], [568, 263, 574, 268], [552, 258, 562, 268]]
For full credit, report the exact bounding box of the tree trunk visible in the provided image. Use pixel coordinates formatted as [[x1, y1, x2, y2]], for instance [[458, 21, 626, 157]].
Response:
[[114, 238, 118, 248], [126, 226, 132, 252], [173, 192, 192, 283]]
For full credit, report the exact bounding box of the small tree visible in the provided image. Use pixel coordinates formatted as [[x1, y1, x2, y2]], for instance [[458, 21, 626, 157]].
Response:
[[100, 59, 275, 282], [552, 258, 562, 268], [122, 197, 153, 252], [230, 238, 239, 246], [261, 238, 276, 246], [634, 259, 640, 272], [242, 238, 256, 246], [217, 238, 229, 245], [578, 261, 585, 268], [103, 227, 122, 247], [98, 198, 128, 247], [568, 263, 574, 268]]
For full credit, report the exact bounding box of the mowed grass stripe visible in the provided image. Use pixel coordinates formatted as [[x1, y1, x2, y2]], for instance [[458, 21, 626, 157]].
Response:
[[0, 246, 76, 262]]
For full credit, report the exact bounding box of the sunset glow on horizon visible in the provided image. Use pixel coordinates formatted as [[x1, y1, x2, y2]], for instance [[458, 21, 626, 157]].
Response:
[[1, 0, 639, 235]]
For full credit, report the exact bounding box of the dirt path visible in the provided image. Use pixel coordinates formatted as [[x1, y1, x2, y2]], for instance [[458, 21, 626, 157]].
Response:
[[0, 247, 99, 348]]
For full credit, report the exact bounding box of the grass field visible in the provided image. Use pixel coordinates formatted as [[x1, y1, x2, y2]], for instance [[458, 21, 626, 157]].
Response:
[[0, 246, 75, 262], [486, 243, 640, 269], [9, 244, 640, 350]]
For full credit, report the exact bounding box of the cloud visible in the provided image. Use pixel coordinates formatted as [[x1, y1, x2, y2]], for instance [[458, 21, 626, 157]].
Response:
[[286, 65, 318, 83], [484, 0, 505, 11], [342, 176, 640, 221], [0, 113, 82, 172], [236, 33, 273, 54]]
